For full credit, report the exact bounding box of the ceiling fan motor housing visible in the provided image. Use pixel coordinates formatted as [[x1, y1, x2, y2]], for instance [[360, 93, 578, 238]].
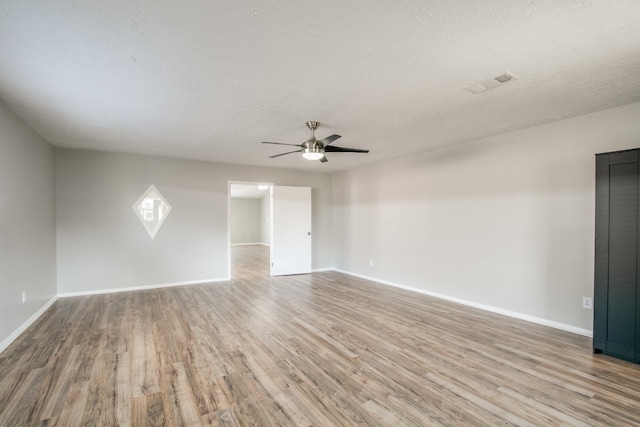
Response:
[[303, 140, 324, 155]]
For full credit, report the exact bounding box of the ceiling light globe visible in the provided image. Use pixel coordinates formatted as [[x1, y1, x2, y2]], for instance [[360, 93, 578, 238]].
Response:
[[302, 151, 324, 160]]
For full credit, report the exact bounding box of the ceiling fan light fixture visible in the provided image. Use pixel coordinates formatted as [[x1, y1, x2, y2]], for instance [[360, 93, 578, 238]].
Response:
[[302, 149, 325, 160], [302, 139, 325, 160]]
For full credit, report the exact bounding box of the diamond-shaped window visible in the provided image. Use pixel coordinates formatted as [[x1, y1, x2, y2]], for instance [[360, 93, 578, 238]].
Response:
[[133, 185, 172, 239]]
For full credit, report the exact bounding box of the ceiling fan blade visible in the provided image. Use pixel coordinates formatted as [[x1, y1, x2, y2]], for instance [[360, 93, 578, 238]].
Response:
[[262, 141, 304, 147], [318, 134, 341, 146], [324, 146, 369, 153], [269, 150, 301, 158], [320, 155, 328, 163]]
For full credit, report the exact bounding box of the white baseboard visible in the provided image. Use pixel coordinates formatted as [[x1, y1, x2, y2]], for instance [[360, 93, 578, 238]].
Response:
[[312, 267, 334, 273], [333, 269, 593, 338], [58, 277, 230, 298], [231, 243, 265, 246], [0, 295, 58, 354]]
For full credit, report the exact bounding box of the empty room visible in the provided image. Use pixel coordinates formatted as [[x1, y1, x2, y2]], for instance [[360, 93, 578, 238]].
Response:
[[2, 1, 640, 425]]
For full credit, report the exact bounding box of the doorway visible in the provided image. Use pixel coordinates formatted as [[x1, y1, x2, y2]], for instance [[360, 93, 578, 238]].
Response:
[[228, 182, 313, 280], [229, 182, 272, 280]]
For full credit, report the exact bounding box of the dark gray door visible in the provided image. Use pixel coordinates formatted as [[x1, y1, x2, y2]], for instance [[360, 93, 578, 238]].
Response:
[[594, 149, 640, 363]]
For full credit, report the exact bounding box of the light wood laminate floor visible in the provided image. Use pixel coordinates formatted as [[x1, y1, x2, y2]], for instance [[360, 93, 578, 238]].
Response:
[[1, 245, 640, 426]]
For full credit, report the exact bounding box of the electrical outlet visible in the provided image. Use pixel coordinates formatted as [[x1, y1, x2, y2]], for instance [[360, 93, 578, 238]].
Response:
[[369, 259, 374, 267], [21, 291, 27, 304], [583, 296, 592, 309]]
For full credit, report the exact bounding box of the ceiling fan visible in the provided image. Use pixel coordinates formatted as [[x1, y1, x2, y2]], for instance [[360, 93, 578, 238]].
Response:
[[262, 121, 369, 163]]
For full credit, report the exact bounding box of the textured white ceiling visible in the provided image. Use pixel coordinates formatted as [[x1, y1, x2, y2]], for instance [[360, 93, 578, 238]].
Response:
[[1, 1, 640, 172]]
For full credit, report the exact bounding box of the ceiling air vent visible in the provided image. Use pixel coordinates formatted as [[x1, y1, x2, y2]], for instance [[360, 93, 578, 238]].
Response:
[[464, 72, 518, 94]]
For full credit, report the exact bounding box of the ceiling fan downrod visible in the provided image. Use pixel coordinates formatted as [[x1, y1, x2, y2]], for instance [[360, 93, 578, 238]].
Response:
[[306, 121, 320, 141]]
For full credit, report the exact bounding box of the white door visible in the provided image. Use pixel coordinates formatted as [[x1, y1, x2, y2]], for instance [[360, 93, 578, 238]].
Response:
[[271, 186, 312, 276]]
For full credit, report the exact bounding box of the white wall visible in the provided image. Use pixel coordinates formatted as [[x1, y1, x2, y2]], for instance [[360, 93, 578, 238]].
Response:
[[230, 198, 262, 244], [56, 149, 333, 294], [0, 102, 57, 349], [333, 102, 640, 333]]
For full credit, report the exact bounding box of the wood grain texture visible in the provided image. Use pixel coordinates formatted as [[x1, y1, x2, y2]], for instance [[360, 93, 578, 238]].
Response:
[[2, 245, 640, 426]]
